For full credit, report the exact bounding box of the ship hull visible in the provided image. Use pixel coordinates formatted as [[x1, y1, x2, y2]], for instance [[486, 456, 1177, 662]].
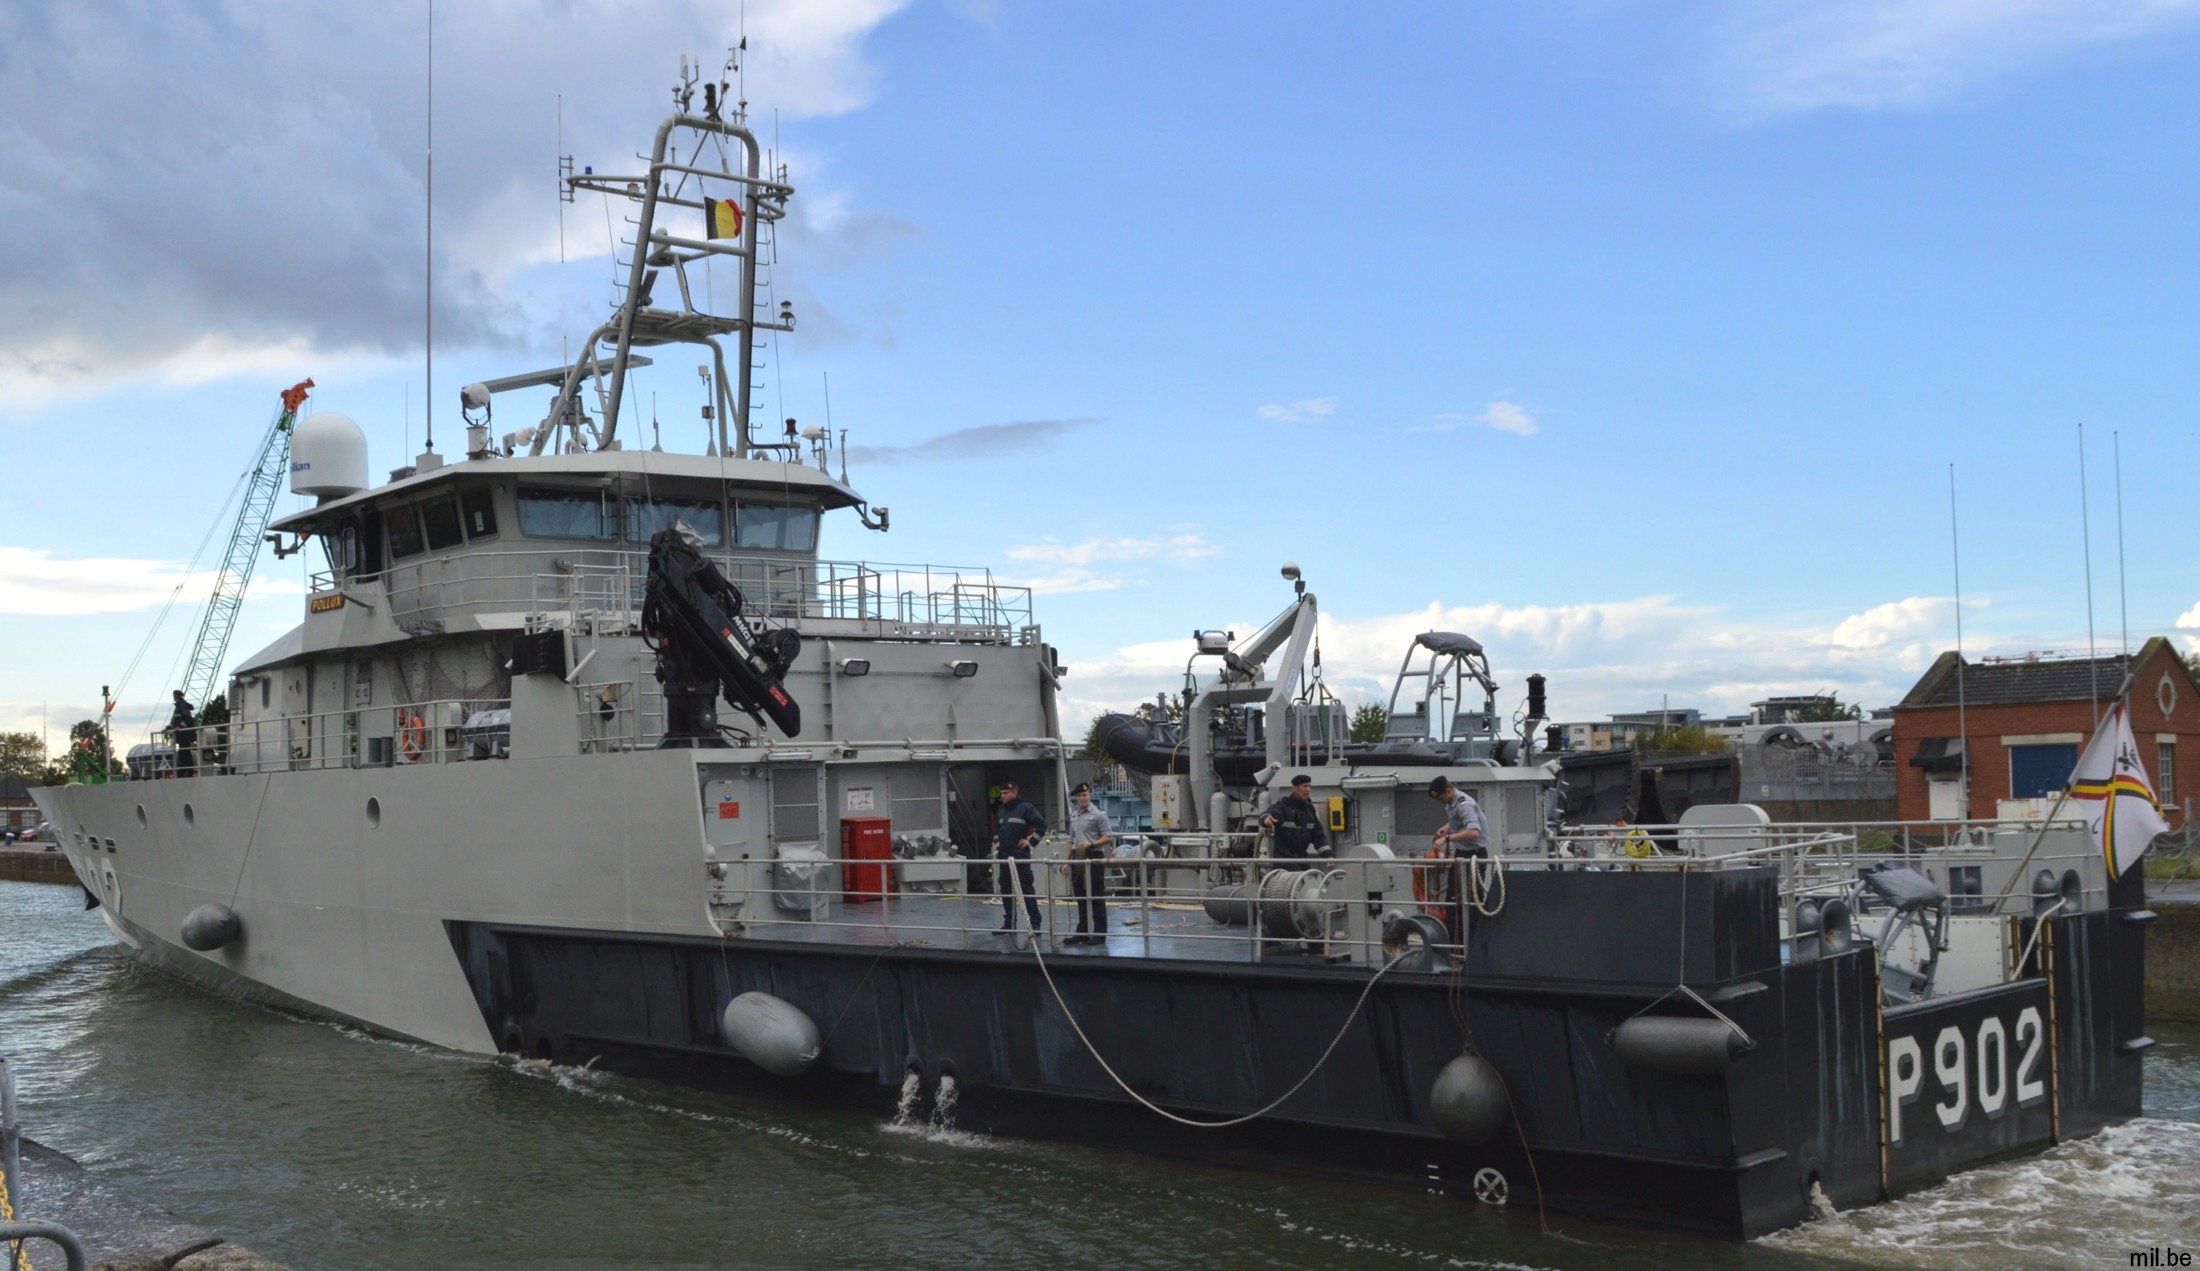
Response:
[[32, 769, 2148, 1239], [439, 907, 2143, 1239]]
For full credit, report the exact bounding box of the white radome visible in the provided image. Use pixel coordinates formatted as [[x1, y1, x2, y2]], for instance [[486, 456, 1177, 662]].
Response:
[[290, 411, 369, 499]]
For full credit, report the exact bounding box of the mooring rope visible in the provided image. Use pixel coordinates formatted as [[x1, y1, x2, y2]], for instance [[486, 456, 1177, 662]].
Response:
[[0, 1139, 23, 1271], [1007, 863, 1400, 1129], [2011, 897, 2067, 983]]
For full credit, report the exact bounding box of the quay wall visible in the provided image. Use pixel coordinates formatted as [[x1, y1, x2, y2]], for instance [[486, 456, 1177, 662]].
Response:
[[2148, 891, 2200, 1022], [0, 848, 77, 885]]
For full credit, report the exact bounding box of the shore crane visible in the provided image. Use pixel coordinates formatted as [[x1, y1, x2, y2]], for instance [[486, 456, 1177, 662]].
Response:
[[175, 379, 315, 711]]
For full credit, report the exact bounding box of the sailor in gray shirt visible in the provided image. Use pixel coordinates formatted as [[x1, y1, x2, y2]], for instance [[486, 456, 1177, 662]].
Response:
[[1428, 775, 1487, 858], [1065, 782, 1115, 946]]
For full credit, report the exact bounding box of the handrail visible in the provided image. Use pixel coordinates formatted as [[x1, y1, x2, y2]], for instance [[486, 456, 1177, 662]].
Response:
[[131, 696, 510, 777], [308, 546, 1034, 635], [0, 1223, 85, 1271]]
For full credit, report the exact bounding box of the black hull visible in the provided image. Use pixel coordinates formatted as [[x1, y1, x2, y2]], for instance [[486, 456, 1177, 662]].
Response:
[[443, 874, 2147, 1239]]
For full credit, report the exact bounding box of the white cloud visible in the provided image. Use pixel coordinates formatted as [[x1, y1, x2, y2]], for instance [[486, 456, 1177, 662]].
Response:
[[0, 1, 911, 410], [1827, 595, 1970, 649], [0, 547, 305, 616], [1478, 400, 1538, 436], [1258, 396, 1340, 423], [1709, 0, 2200, 119], [1002, 533, 1217, 595], [2177, 601, 2200, 629], [1057, 591, 2007, 729]]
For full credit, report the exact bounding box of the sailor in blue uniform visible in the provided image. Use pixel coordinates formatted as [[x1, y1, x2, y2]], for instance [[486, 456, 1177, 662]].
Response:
[[169, 690, 198, 779], [993, 781, 1047, 933], [1260, 774, 1332, 863]]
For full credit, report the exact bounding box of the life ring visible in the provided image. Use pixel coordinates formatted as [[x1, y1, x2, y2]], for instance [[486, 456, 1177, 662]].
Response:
[[399, 712, 428, 762], [1410, 849, 1449, 916]]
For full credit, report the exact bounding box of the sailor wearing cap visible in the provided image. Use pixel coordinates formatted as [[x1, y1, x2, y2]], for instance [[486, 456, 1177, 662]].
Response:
[[993, 781, 1047, 933], [1064, 782, 1115, 946], [1427, 775, 1486, 858], [1259, 774, 1332, 863], [1423, 775, 1488, 945]]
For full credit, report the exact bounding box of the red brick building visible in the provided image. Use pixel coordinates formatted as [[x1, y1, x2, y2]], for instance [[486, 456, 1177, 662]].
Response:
[[1892, 636, 2200, 826], [1, 774, 37, 832]]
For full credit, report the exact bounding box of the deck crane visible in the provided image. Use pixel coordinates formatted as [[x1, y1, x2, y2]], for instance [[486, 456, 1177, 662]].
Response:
[[176, 379, 315, 710]]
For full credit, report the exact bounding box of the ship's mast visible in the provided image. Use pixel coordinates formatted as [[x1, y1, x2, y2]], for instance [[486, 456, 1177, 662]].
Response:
[[537, 51, 795, 458]]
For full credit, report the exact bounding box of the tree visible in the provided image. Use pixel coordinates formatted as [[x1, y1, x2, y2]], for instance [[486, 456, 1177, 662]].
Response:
[[1080, 713, 1111, 761], [1634, 725, 1730, 755], [0, 731, 45, 782], [65, 718, 115, 778], [1349, 703, 1389, 743], [1790, 694, 1863, 723]]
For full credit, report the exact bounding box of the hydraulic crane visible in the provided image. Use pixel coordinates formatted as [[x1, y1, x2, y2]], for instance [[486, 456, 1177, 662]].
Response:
[[640, 525, 803, 742], [176, 379, 315, 711]]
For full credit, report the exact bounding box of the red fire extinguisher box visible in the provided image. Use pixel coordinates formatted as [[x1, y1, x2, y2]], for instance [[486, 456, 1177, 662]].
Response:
[[841, 816, 893, 902]]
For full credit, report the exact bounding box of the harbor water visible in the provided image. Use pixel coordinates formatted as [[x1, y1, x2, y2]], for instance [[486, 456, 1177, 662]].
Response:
[[3, 879, 2195, 1270]]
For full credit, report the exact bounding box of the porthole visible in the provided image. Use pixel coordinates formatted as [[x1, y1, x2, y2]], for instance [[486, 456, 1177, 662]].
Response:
[[366, 797, 382, 828], [183, 803, 196, 828], [134, 805, 147, 828], [2160, 673, 2178, 719]]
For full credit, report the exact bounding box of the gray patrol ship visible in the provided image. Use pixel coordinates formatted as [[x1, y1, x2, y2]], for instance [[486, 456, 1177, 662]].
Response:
[[34, 63, 2150, 1239]]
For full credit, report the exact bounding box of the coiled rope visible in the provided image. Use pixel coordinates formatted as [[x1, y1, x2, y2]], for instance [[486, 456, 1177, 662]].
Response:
[[1465, 854, 1506, 916]]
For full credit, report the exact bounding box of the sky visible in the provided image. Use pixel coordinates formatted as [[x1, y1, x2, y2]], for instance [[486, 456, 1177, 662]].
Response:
[[5, 0, 2200, 751]]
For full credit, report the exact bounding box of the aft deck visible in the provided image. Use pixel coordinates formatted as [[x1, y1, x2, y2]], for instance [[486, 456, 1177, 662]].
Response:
[[735, 890, 1328, 966]]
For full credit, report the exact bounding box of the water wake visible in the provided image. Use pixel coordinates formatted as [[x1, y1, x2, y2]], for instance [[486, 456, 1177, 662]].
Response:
[[1764, 1118, 2200, 1269]]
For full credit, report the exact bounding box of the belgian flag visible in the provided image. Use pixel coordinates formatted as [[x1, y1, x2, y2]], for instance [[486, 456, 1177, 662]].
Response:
[[706, 196, 744, 241]]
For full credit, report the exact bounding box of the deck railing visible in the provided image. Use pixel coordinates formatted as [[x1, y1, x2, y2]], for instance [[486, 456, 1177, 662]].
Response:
[[736, 820, 2110, 981], [308, 548, 1033, 638], [131, 697, 510, 776]]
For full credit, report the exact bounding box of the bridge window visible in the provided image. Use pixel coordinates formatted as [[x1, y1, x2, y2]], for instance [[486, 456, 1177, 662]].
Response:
[[386, 504, 426, 559], [459, 488, 498, 540], [627, 497, 725, 546], [735, 503, 819, 551], [420, 496, 465, 551], [518, 488, 619, 540]]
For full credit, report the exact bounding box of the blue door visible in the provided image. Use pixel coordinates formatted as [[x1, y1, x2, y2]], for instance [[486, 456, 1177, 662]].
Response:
[[2008, 743, 2079, 798]]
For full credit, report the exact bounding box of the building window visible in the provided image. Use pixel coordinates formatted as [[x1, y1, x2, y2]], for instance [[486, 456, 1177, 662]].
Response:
[[2008, 743, 2079, 799], [2162, 741, 2176, 802]]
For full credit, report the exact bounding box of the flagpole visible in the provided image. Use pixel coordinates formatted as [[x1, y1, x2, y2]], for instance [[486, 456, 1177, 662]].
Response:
[[2113, 430, 2129, 658], [423, 0, 435, 457], [1950, 464, 1969, 821], [2079, 423, 2099, 723], [1989, 669, 2138, 917]]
